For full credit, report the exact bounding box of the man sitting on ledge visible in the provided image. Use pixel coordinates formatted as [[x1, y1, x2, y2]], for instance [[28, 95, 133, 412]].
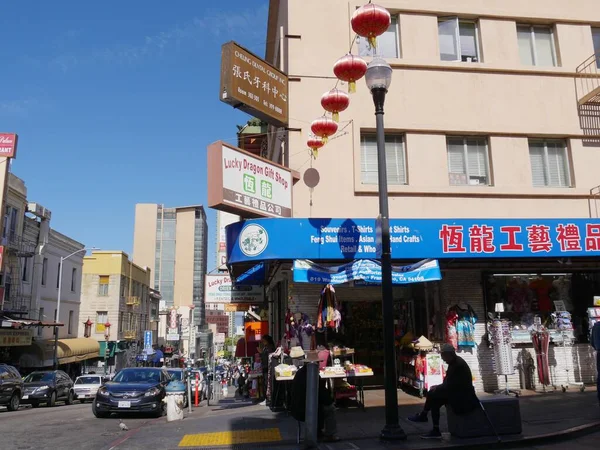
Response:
[[408, 343, 480, 439]]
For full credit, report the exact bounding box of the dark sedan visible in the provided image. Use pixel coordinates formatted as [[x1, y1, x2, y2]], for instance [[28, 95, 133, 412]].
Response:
[[21, 370, 74, 407], [92, 367, 170, 418]]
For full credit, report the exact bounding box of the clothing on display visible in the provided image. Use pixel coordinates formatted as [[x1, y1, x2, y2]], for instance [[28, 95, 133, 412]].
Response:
[[446, 304, 477, 348], [552, 277, 572, 311], [529, 277, 553, 313], [531, 328, 551, 386], [317, 285, 341, 330]]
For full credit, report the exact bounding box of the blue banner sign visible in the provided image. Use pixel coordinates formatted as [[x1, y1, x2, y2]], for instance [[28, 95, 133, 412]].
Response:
[[144, 330, 152, 350], [293, 259, 442, 285], [226, 218, 600, 264]]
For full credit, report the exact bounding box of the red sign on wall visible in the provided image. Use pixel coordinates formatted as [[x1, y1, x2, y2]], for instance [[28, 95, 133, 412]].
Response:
[[0, 133, 18, 158]]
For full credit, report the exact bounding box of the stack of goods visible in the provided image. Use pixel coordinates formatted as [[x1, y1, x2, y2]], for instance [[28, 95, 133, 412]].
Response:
[[322, 365, 346, 376], [274, 364, 297, 378], [554, 311, 573, 331], [332, 346, 355, 356], [333, 379, 357, 399], [344, 361, 373, 375], [489, 319, 514, 376]]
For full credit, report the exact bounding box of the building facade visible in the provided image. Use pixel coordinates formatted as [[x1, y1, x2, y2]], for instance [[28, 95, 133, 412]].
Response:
[[234, 0, 600, 392], [133, 204, 209, 359], [79, 251, 156, 372]]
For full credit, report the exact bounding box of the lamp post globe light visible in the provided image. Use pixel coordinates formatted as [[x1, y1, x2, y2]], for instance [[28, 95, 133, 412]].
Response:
[[53, 247, 98, 370], [365, 58, 407, 441]]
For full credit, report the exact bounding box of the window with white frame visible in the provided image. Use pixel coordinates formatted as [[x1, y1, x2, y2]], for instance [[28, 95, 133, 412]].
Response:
[[438, 18, 480, 62], [96, 311, 108, 334], [593, 28, 600, 68], [358, 16, 400, 58], [528, 139, 571, 187], [517, 25, 557, 67], [447, 137, 491, 186], [360, 133, 407, 185]]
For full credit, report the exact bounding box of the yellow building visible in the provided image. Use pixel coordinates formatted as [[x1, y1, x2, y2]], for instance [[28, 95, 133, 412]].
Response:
[[79, 251, 158, 372]]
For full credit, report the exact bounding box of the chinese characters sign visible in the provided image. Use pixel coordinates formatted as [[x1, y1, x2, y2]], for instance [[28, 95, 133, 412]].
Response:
[[0, 329, 32, 347], [225, 218, 600, 264], [207, 142, 294, 218], [0, 133, 18, 158], [220, 41, 288, 127]]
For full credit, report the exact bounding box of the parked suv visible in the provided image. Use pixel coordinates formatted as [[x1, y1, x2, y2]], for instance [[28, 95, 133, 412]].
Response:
[[21, 370, 74, 407], [0, 364, 23, 411]]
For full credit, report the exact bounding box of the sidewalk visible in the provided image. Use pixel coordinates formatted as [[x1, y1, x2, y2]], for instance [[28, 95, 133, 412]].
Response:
[[114, 387, 600, 450]]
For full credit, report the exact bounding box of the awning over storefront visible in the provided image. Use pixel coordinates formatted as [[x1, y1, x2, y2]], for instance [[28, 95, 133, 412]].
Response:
[[235, 262, 267, 285], [16, 338, 100, 368], [1, 316, 64, 329], [226, 218, 600, 269]]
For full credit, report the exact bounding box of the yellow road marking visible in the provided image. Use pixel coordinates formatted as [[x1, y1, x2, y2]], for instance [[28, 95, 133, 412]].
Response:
[[178, 428, 282, 447]]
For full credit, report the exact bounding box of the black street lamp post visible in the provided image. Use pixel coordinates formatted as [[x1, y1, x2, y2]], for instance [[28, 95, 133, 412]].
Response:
[[365, 57, 407, 441]]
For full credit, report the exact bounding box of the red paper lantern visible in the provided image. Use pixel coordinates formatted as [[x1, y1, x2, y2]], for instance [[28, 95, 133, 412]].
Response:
[[307, 137, 325, 158], [333, 54, 368, 94], [321, 89, 350, 122], [351, 3, 391, 49], [310, 117, 338, 144]]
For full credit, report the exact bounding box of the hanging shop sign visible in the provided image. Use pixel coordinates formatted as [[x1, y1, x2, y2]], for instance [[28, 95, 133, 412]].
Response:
[[0, 329, 33, 347], [205, 274, 264, 304], [224, 304, 249, 312], [293, 259, 442, 285], [226, 218, 600, 264], [220, 41, 288, 127], [207, 142, 295, 218], [0, 133, 18, 158], [217, 211, 239, 270], [166, 333, 180, 342], [144, 330, 153, 351]]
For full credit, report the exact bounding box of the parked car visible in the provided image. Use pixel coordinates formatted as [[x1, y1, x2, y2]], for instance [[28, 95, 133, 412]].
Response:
[[0, 364, 24, 411], [21, 370, 74, 407], [92, 367, 170, 418], [167, 368, 188, 408], [73, 375, 105, 403]]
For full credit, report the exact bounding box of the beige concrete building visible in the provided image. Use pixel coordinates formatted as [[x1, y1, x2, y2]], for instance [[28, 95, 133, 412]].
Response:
[[254, 1, 600, 392], [133, 204, 210, 359], [79, 251, 157, 372]]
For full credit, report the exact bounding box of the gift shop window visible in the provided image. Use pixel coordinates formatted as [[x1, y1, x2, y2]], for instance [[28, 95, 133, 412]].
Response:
[[483, 272, 600, 343]]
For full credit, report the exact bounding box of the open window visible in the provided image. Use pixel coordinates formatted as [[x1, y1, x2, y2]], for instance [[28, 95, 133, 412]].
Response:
[[438, 17, 481, 63]]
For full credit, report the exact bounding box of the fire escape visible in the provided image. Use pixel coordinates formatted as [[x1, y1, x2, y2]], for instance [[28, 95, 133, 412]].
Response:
[[2, 235, 36, 315], [576, 53, 600, 218]]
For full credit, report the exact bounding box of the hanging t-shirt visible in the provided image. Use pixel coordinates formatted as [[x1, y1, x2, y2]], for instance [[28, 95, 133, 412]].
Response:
[[529, 278, 553, 312]]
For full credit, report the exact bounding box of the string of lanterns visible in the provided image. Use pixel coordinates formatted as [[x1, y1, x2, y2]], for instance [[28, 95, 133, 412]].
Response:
[[306, 2, 391, 159]]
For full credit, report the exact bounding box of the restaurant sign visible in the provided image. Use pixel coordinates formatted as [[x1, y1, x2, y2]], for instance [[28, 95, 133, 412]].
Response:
[[205, 274, 263, 304], [0, 328, 33, 347], [207, 141, 294, 218], [220, 41, 288, 127], [0, 133, 18, 158]]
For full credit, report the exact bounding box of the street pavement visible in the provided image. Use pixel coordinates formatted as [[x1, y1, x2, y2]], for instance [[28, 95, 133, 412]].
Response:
[[0, 387, 598, 450]]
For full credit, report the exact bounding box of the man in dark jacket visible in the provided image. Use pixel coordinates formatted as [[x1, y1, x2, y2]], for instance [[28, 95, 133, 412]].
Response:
[[408, 344, 479, 439], [290, 364, 339, 442], [591, 321, 600, 406]]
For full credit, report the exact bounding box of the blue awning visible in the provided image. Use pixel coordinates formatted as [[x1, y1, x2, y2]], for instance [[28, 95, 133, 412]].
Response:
[[235, 262, 266, 285]]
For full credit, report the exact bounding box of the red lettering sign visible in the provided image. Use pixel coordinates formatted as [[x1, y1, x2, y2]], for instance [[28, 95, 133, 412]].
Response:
[[526, 225, 552, 252], [499, 226, 524, 251], [556, 223, 582, 252], [439, 225, 466, 253], [469, 225, 496, 253], [585, 224, 600, 251]]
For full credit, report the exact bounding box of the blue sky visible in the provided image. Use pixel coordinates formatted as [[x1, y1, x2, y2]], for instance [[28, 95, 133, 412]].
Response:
[[1, 0, 270, 271]]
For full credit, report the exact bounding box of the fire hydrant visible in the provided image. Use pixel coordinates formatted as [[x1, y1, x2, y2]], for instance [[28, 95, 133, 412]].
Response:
[[164, 380, 185, 422]]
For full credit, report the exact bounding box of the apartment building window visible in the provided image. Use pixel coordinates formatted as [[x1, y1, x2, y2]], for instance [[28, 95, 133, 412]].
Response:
[[71, 268, 77, 291], [447, 137, 490, 186], [360, 133, 407, 185], [38, 308, 44, 336], [42, 258, 48, 285], [438, 18, 480, 62], [529, 139, 571, 187], [98, 275, 109, 296], [517, 25, 557, 67], [119, 312, 124, 333], [358, 15, 400, 58], [22, 258, 28, 282], [593, 28, 600, 68], [96, 311, 108, 333], [68, 310, 74, 334], [56, 262, 61, 288]]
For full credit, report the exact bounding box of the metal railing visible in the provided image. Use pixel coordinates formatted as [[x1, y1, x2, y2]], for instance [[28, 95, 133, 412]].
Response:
[[123, 330, 137, 340], [126, 296, 140, 306], [590, 185, 600, 219], [5, 235, 37, 257], [576, 53, 600, 105]]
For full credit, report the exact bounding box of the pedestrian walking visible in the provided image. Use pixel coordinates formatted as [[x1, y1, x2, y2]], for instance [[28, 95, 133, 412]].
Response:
[[591, 321, 600, 406]]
